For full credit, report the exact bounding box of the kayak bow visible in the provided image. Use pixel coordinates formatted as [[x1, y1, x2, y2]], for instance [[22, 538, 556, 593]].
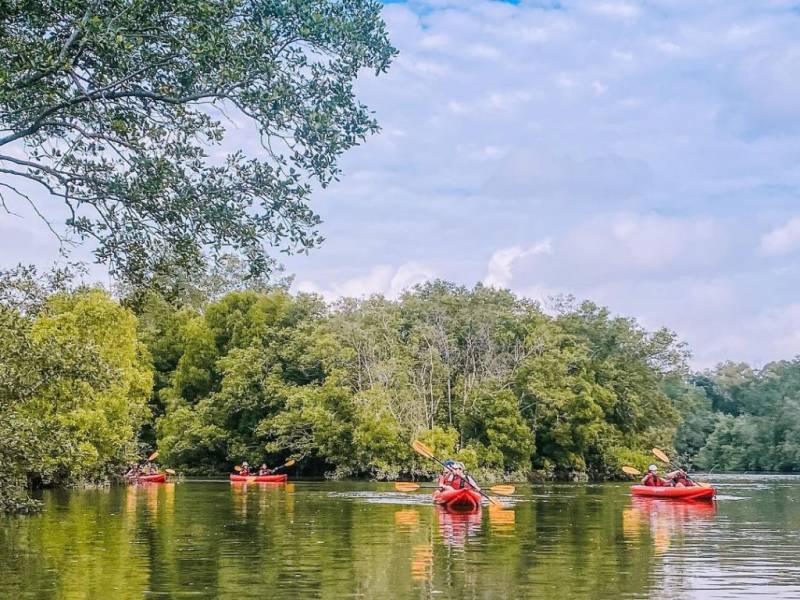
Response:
[[433, 487, 482, 510]]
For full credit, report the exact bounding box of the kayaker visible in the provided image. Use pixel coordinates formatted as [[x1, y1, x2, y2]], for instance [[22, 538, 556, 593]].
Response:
[[258, 463, 273, 476], [440, 462, 479, 492], [240, 461, 251, 476], [124, 463, 141, 480], [665, 467, 695, 487], [437, 460, 455, 488], [641, 465, 666, 487]]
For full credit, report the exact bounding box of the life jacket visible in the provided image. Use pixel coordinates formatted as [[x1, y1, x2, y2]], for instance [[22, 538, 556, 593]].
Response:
[[442, 471, 467, 489], [643, 473, 665, 487], [240, 467, 250, 476]]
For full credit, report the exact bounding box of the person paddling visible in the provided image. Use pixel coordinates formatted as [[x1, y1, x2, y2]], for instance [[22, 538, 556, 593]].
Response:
[[240, 461, 251, 476], [258, 463, 273, 476], [665, 467, 695, 487], [641, 464, 666, 487], [124, 463, 141, 481], [439, 461, 480, 493]]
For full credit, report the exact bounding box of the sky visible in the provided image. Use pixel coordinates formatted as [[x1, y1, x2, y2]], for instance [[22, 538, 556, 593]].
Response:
[[3, 0, 800, 368]]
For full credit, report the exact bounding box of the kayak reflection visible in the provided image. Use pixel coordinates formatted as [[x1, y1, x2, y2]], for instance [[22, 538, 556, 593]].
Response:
[[436, 506, 482, 547], [624, 496, 717, 554]]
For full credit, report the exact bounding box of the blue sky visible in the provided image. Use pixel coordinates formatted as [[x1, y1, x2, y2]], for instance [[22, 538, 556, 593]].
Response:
[[3, 0, 800, 368]]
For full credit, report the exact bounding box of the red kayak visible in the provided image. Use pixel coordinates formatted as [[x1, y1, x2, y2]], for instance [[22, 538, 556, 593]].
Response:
[[631, 485, 715, 500], [433, 487, 482, 510], [136, 473, 166, 483], [229, 474, 288, 483]]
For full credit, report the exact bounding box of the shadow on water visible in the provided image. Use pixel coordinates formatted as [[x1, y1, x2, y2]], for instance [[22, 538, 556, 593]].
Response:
[[1, 476, 800, 598]]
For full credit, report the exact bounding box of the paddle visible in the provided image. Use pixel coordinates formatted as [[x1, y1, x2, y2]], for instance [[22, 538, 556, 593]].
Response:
[[165, 468, 176, 476], [271, 459, 296, 473], [147, 451, 159, 461], [410, 440, 503, 507], [622, 466, 641, 477], [395, 481, 516, 496], [234, 459, 295, 475], [652, 448, 710, 488]]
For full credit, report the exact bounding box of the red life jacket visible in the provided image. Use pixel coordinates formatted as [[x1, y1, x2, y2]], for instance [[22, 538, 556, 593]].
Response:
[[643, 473, 665, 487], [442, 472, 467, 489]]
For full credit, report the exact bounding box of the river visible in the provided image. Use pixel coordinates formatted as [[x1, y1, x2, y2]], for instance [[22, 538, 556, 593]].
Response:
[[2, 474, 799, 599]]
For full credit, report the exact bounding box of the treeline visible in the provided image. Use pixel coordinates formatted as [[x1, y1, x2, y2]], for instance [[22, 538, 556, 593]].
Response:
[[144, 280, 684, 480], [671, 362, 800, 471], [4, 264, 799, 511]]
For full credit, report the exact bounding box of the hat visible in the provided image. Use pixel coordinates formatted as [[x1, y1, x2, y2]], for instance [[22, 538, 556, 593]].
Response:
[[443, 459, 456, 467], [648, 464, 657, 472]]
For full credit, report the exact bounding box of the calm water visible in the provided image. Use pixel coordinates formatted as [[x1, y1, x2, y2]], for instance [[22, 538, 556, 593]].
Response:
[[2, 474, 799, 599]]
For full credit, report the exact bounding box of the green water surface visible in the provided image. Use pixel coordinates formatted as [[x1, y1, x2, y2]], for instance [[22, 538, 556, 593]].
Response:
[[2, 474, 799, 599]]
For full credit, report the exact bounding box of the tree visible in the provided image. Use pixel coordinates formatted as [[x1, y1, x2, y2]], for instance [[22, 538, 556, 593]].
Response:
[[0, 276, 152, 511], [0, 0, 396, 282]]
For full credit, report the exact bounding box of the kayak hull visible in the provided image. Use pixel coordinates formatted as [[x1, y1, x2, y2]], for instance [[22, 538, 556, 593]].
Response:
[[229, 474, 288, 483], [137, 473, 166, 483], [433, 487, 482, 510], [630, 485, 715, 499]]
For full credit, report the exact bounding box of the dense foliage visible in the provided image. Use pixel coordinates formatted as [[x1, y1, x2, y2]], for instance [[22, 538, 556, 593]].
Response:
[[147, 282, 686, 480], [673, 361, 800, 471], [0, 267, 151, 512], [0, 0, 395, 283], [6, 264, 800, 513]]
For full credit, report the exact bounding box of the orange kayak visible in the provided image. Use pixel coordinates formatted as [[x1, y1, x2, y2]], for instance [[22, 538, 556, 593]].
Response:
[[433, 487, 481, 510], [229, 474, 288, 483], [630, 485, 715, 499]]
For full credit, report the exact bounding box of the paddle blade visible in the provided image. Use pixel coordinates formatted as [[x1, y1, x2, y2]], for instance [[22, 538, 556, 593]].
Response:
[[234, 465, 242, 472], [487, 495, 503, 507], [622, 466, 641, 476], [148, 451, 159, 461], [489, 485, 515, 496], [283, 459, 296, 468], [411, 440, 438, 462], [395, 482, 421, 492], [165, 468, 176, 476], [652, 448, 670, 464]]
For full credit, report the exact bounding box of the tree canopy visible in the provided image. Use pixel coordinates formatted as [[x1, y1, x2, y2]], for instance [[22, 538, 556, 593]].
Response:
[[5, 267, 800, 513], [0, 0, 395, 282]]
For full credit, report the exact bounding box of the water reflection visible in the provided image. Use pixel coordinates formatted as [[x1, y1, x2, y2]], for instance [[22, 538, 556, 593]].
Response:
[[488, 503, 516, 533], [2, 477, 800, 599], [436, 506, 482, 547], [394, 508, 421, 531], [624, 497, 717, 554]]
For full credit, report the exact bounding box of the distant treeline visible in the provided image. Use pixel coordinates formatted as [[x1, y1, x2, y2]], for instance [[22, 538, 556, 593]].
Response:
[[2, 264, 799, 511]]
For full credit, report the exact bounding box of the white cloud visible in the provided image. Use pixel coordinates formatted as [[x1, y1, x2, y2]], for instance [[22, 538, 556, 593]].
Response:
[[760, 216, 800, 257], [563, 213, 726, 275], [483, 239, 552, 288], [589, 3, 641, 19], [295, 262, 436, 301]]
